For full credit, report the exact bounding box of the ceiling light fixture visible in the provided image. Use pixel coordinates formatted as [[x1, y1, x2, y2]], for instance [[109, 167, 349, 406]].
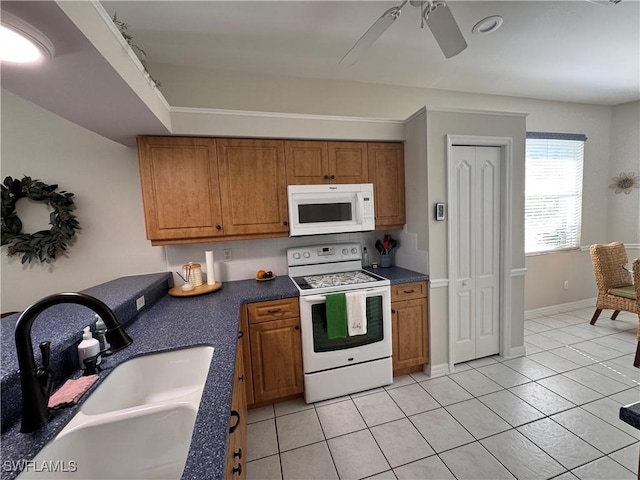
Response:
[[472, 15, 504, 35], [0, 11, 54, 64]]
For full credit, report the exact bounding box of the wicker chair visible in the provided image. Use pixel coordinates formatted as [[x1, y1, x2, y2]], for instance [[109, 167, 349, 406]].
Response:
[[589, 242, 638, 325]]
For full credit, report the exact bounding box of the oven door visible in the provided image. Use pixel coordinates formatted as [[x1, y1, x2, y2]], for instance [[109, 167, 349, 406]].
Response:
[[299, 286, 391, 373]]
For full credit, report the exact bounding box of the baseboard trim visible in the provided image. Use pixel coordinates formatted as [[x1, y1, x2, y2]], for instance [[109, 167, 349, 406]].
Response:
[[426, 363, 450, 378], [525, 297, 596, 318], [504, 345, 526, 359]]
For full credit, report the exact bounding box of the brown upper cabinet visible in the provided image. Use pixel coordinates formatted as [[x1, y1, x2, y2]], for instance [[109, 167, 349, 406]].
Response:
[[137, 136, 405, 244], [368, 143, 405, 230], [216, 138, 289, 236], [285, 141, 368, 185], [137, 136, 224, 242], [138, 136, 289, 245]]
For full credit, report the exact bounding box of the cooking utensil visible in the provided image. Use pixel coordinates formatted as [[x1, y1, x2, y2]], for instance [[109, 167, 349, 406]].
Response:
[[375, 240, 384, 254], [388, 239, 398, 253]]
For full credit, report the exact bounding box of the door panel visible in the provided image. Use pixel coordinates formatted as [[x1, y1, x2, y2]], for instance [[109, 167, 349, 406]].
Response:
[[452, 146, 501, 363]]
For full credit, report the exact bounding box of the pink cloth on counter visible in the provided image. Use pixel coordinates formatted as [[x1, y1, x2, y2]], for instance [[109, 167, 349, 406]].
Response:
[[48, 375, 98, 409]]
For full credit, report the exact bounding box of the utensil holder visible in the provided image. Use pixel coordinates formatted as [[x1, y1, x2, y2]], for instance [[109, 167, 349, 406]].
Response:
[[379, 254, 391, 268]]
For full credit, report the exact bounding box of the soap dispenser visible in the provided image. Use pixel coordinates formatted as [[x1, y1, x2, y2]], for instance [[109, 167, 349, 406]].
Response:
[[78, 326, 100, 369], [93, 315, 110, 351]]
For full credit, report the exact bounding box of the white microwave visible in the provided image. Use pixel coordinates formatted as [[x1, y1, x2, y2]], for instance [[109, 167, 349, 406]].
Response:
[[287, 184, 375, 236]]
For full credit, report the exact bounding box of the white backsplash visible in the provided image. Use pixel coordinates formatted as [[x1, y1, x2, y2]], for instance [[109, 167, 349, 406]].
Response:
[[164, 228, 428, 286]]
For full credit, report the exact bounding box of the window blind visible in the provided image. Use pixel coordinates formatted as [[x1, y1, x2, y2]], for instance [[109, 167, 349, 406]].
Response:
[[525, 133, 585, 254]]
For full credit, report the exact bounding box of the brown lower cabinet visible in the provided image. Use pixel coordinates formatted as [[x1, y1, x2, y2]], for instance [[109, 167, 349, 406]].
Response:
[[391, 281, 429, 376], [225, 335, 247, 479], [243, 298, 304, 407]]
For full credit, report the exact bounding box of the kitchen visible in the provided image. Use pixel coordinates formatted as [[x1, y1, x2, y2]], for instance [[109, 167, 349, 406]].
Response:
[[1, 1, 639, 479]]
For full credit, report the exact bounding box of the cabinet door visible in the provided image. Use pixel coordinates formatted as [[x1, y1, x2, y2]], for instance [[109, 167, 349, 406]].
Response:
[[249, 317, 304, 404], [239, 307, 254, 407], [226, 338, 247, 479], [285, 141, 329, 185], [328, 142, 368, 183], [137, 137, 223, 241], [392, 298, 428, 374], [217, 139, 289, 235], [368, 143, 405, 229]]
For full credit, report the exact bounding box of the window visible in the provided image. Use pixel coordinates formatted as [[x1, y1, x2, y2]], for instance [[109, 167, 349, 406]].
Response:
[[525, 132, 586, 254]]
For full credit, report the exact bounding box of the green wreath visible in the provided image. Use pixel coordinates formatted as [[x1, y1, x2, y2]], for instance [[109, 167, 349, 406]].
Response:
[[1, 176, 80, 264]]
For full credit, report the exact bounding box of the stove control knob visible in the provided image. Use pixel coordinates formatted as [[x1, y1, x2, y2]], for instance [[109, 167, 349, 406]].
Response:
[[303, 251, 311, 259], [293, 253, 301, 260], [342, 248, 349, 255], [351, 248, 357, 254]]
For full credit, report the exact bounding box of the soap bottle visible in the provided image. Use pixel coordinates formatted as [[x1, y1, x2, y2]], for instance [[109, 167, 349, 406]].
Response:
[[362, 246, 370, 268], [78, 326, 100, 369], [93, 315, 110, 351]]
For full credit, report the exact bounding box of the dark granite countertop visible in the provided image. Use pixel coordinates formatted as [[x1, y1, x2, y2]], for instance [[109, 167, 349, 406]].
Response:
[[620, 402, 640, 431], [1, 274, 298, 480], [366, 265, 429, 284], [1, 266, 426, 480]]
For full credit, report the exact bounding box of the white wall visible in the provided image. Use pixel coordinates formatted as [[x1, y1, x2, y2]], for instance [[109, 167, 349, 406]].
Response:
[[1, 91, 166, 312], [609, 101, 640, 244]]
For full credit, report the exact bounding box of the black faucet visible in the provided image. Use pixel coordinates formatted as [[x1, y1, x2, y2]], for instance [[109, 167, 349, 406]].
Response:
[[14, 292, 133, 433]]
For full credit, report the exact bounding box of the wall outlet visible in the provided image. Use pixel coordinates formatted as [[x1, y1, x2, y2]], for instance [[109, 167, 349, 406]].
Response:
[[136, 295, 145, 310], [223, 249, 232, 262], [563, 281, 569, 290]]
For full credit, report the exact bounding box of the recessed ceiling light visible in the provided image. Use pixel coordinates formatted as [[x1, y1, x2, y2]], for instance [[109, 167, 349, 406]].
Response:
[[0, 11, 54, 64], [472, 15, 504, 35]]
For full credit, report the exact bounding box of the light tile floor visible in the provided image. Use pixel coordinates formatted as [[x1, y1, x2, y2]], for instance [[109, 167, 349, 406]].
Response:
[[246, 307, 640, 479]]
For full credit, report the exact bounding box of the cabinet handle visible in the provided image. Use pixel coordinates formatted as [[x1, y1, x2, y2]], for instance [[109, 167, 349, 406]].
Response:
[[232, 465, 242, 476], [229, 410, 241, 434], [392, 309, 396, 314], [267, 308, 282, 314], [330, 175, 335, 180], [238, 374, 244, 382], [238, 331, 244, 339], [216, 225, 222, 230], [294, 325, 300, 330], [323, 175, 330, 180], [233, 448, 242, 459], [403, 289, 415, 294], [283, 221, 288, 226]]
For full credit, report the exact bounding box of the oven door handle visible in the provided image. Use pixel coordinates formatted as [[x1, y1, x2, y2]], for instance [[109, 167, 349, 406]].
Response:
[[302, 286, 389, 302]]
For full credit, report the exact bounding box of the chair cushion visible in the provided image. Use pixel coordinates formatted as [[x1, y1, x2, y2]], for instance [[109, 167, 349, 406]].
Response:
[[607, 285, 637, 300]]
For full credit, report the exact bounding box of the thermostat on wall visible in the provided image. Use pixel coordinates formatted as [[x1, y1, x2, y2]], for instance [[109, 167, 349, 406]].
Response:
[[435, 203, 446, 221]]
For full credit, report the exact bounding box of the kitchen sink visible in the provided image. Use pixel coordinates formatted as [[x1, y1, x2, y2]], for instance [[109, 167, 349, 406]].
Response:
[[80, 345, 214, 415], [18, 345, 214, 480]]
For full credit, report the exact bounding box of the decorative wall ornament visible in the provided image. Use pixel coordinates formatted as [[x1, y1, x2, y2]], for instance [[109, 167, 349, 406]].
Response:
[[609, 172, 640, 194], [1, 176, 80, 264]]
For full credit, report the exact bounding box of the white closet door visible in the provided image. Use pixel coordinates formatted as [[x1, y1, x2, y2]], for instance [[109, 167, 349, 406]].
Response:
[[451, 146, 501, 363]]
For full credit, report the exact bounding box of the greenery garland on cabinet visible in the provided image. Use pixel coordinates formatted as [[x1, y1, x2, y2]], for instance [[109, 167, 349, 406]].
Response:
[[1, 176, 80, 264]]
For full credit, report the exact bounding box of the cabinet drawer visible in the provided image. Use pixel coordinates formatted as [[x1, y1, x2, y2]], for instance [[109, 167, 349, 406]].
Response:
[[391, 281, 428, 302], [247, 298, 299, 324]]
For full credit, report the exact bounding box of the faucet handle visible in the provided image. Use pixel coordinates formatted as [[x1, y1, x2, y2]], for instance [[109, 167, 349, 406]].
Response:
[[82, 348, 111, 376], [39, 341, 51, 369]]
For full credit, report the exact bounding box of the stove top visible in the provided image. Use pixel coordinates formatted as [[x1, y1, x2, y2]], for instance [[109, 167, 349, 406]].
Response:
[[292, 269, 385, 291], [287, 242, 390, 295]]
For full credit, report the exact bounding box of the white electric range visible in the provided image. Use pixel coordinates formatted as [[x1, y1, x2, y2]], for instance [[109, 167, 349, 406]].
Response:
[[287, 243, 392, 403]]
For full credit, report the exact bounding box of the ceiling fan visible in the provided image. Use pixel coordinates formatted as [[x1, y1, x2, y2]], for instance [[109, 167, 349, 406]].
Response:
[[340, 0, 467, 66]]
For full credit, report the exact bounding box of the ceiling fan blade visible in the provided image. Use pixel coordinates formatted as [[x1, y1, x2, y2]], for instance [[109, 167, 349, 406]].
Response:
[[425, 3, 467, 58], [340, 4, 405, 66]]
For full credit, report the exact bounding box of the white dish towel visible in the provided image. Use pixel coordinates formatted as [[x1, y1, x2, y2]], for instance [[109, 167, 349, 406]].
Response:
[[346, 291, 367, 336]]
